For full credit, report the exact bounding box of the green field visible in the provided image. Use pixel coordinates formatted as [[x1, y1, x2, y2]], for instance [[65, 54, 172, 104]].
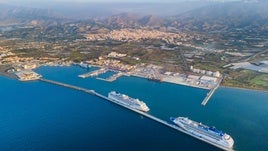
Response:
[[250, 74, 268, 88], [222, 70, 268, 91]]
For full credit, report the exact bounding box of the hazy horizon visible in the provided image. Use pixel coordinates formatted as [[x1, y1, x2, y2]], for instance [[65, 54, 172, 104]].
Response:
[[0, 0, 242, 4], [1, 0, 226, 17], [0, 0, 261, 18]]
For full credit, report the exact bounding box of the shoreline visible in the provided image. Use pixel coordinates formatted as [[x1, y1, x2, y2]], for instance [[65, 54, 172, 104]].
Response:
[[162, 78, 210, 90], [1, 64, 267, 93], [130, 73, 210, 90], [128, 73, 268, 92], [74, 64, 209, 90], [220, 85, 268, 93]]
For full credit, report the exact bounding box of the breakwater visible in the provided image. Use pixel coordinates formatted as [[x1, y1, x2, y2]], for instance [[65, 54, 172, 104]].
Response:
[[39, 78, 232, 151]]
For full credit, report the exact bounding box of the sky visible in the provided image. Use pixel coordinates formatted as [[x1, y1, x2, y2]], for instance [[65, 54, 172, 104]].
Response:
[[1, 0, 241, 3], [87, 0, 240, 1]]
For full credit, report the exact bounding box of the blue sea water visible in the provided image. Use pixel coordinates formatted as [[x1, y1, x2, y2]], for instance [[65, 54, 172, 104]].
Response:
[[0, 65, 268, 151]]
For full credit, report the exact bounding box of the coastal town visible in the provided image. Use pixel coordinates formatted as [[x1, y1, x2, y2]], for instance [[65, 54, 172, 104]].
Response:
[[1, 43, 223, 91], [84, 28, 197, 45], [0, 17, 267, 91], [1, 26, 268, 91]]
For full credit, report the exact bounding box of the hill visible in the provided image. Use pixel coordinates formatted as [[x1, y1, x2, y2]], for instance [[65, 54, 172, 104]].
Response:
[[171, 1, 268, 33]]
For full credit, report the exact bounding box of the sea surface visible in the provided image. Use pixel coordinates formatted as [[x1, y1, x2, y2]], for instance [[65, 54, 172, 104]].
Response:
[[0, 65, 268, 151]]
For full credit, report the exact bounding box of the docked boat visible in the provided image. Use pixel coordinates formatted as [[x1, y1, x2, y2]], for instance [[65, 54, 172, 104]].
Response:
[[170, 117, 234, 150], [108, 91, 150, 112]]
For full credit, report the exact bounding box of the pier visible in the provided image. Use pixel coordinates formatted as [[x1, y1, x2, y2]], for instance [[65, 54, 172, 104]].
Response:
[[96, 72, 123, 82], [201, 77, 223, 106], [39, 78, 96, 95], [78, 68, 107, 78], [38, 78, 232, 151]]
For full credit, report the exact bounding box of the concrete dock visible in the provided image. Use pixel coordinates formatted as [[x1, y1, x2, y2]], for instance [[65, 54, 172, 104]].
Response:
[[38, 78, 233, 151], [78, 68, 107, 78], [39, 78, 95, 95], [201, 77, 223, 106], [96, 72, 123, 82]]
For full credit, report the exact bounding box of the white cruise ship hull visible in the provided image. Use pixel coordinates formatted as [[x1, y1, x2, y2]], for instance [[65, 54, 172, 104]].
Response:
[[170, 117, 234, 151], [108, 91, 150, 112]]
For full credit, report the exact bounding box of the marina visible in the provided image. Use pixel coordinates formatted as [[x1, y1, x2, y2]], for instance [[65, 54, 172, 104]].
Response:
[[38, 78, 233, 151], [78, 68, 107, 78], [96, 72, 123, 82]]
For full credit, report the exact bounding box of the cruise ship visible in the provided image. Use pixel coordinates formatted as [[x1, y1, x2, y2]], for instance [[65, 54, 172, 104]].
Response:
[[170, 117, 234, 150], [108, 91, 150, 112]]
